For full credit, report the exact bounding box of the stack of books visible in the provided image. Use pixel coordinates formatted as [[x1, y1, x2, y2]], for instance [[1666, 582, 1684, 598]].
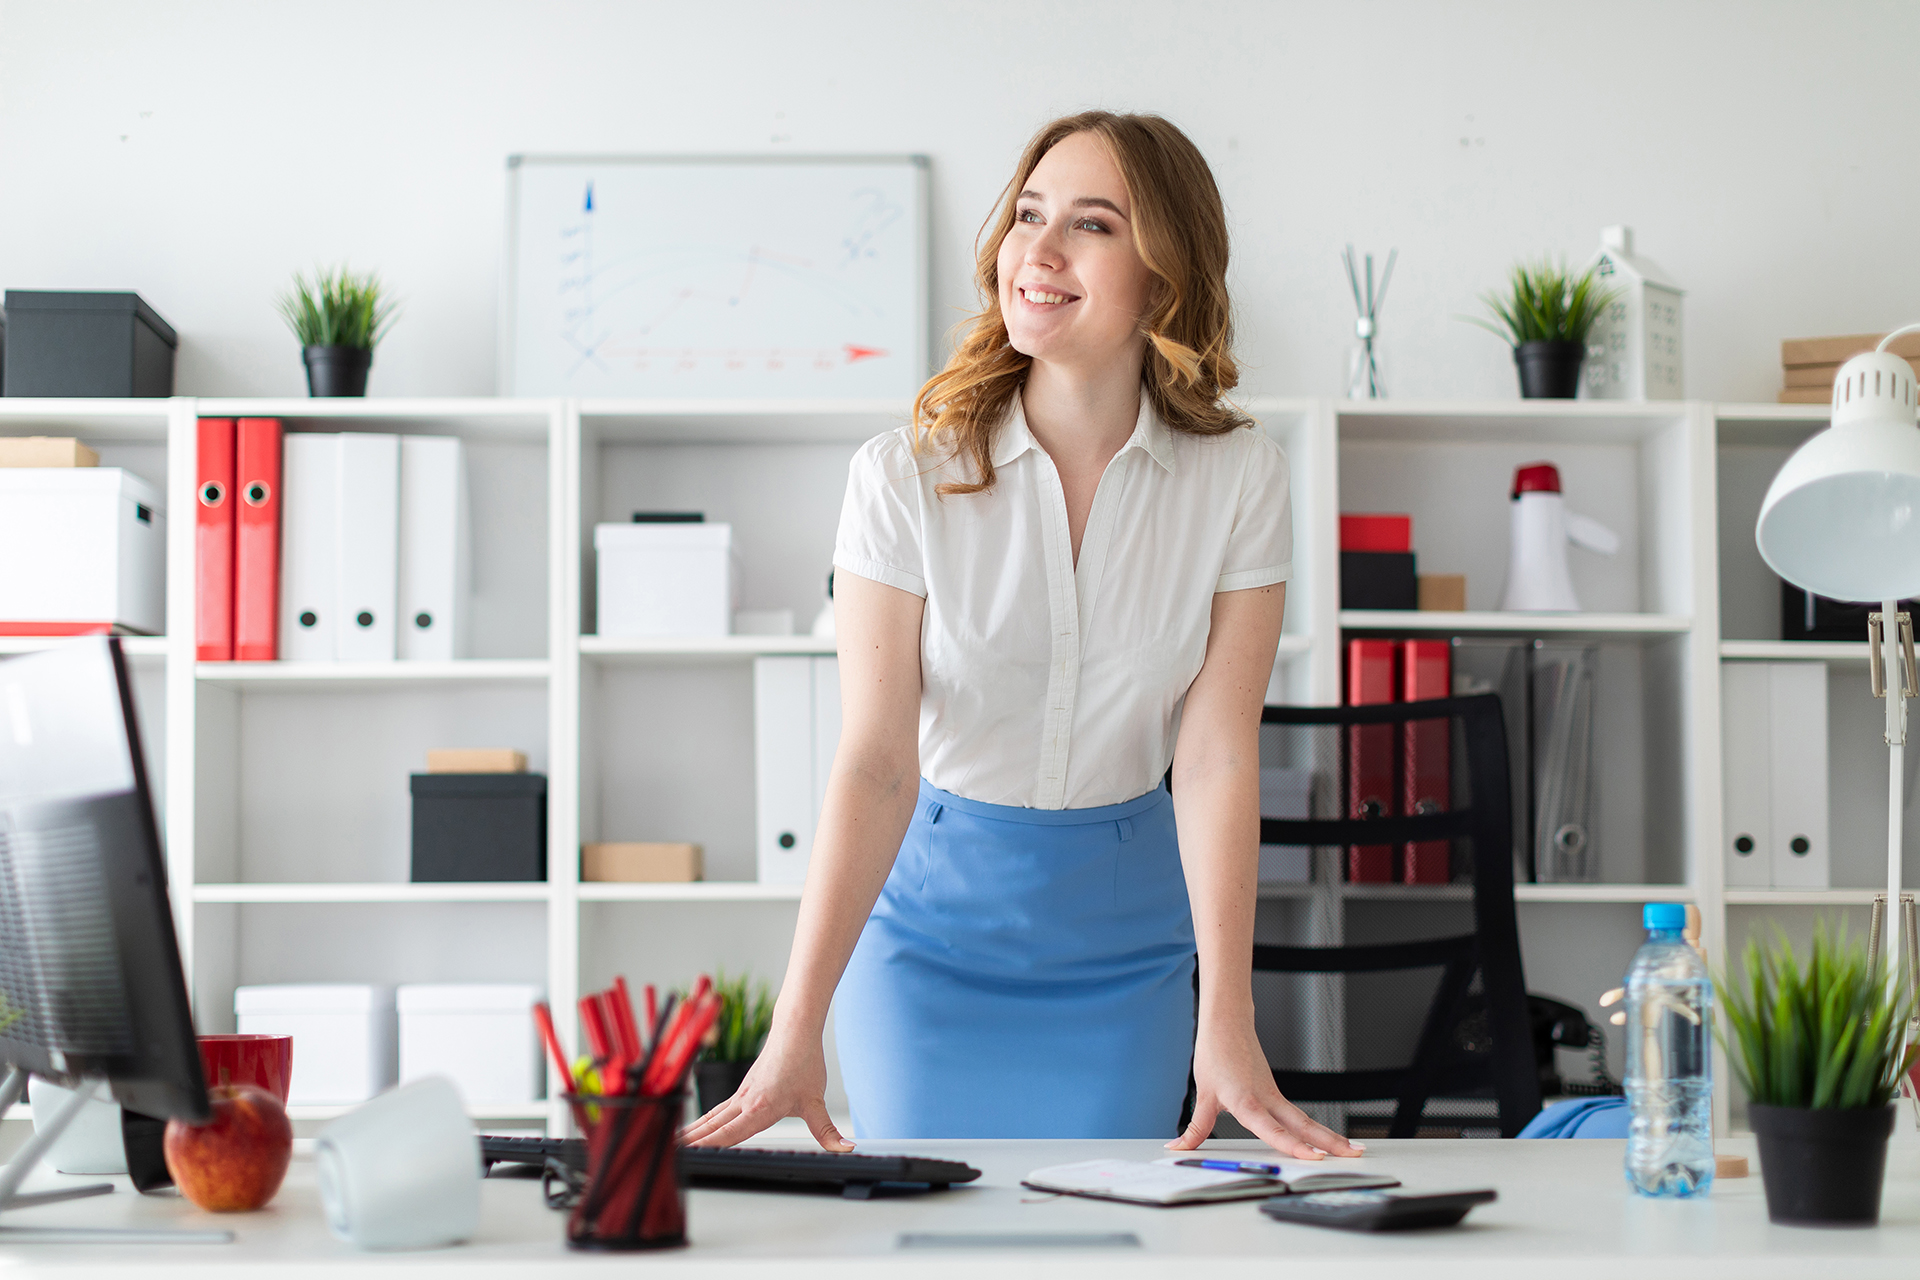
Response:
[[1779, 332, 1920, 403]]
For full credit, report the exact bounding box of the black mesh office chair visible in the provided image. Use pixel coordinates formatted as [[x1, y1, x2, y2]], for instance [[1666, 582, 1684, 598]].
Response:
[[1254, 693, 1540, 1138]]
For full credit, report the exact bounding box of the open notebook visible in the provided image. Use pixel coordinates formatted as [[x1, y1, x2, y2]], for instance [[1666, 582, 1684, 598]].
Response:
[[1022, 1158, 1399, 1206]]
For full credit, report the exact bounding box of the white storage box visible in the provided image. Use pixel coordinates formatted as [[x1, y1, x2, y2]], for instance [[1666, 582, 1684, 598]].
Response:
[[235, 984, 396, 1106], [397, 984, 544, 1104], [595, 523, 736, 637], [0, 467, 165, 635]]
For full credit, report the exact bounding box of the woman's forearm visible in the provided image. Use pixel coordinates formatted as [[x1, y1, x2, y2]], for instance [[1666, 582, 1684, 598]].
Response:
[[1169, 582, 1285, 1029], [768, 571, 927, 1039], [773, 746, 921, 1034], [1170, 748, 1261, 1027]]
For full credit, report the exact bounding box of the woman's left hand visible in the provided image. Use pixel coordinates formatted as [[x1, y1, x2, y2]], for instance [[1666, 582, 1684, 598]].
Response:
[[1167, 1014, 1365, 1159]]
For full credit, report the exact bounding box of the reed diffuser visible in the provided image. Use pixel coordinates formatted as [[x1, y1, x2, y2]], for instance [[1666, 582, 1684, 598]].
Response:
[[1343, 245, 1396, 399]]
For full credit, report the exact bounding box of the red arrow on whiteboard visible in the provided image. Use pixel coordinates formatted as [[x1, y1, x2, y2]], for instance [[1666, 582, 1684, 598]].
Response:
[[844, 344, 888, 363]]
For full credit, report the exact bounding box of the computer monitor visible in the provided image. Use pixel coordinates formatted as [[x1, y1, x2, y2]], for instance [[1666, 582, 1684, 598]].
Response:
[[0, 637, 206, 1121]]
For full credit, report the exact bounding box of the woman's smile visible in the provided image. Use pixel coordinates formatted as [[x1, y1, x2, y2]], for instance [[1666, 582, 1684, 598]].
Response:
[[1017, 285, 1080, 307]]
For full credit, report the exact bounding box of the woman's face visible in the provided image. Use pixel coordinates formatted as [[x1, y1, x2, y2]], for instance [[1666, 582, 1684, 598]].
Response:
[[997, 131, 1154, 372]]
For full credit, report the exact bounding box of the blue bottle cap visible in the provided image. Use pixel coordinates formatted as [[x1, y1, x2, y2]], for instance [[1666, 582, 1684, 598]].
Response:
[[1644, 902, 1687, 931]]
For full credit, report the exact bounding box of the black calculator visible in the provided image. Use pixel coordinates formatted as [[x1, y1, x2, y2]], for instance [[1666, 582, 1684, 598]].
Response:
[[1259, 1188, 1497, 1232]]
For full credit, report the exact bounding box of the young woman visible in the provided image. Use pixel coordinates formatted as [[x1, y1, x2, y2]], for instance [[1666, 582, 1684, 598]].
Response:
[[684, 111, 1360, 1159]]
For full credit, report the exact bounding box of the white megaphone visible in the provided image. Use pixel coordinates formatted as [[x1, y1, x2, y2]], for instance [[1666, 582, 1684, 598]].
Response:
[[1500, 463, 1619, 612]]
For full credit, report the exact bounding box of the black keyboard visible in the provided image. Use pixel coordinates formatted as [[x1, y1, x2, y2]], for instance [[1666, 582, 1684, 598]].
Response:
[[479, 1134, 981, 1199]]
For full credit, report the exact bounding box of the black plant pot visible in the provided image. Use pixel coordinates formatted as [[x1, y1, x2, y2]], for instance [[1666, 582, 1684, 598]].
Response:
[[1749, 1103, 1896, 1226], [303, 345, 373, 397], [1514, 340, 1586, 399], [694, 1058, 754, 1116]]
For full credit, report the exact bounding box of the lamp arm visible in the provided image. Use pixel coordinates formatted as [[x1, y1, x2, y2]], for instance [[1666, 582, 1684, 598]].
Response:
[[1876, 323, 1920, 353], [1885, 600, 1909, 982]]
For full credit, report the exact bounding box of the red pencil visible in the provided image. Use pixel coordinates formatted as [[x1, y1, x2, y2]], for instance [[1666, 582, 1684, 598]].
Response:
[[643, 990, 721, 1097], [610, 976, 642, 1059], [531, 1002, 572, 1089], [594, 991, 624, 1059], [579, 994, 612, 1062], [643, 985, 658, 1040]]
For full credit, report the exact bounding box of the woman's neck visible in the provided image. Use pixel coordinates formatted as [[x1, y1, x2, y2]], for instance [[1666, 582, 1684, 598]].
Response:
[[1020, 348, 1146, 471]]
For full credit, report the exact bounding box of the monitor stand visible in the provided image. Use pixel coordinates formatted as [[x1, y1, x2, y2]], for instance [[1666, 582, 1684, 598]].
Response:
[[0, 1067, 233, 1244]]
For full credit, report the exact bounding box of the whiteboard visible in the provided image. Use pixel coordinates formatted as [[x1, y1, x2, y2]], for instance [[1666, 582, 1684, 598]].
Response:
[[503, 154, 928, 400]]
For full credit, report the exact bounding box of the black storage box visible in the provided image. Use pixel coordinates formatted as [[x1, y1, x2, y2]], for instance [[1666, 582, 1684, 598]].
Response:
[[1781, 582, 1920, 642], [410, 773, 547, 882], [2, 291, 178, 397], [1340, 550, 1418, 610]]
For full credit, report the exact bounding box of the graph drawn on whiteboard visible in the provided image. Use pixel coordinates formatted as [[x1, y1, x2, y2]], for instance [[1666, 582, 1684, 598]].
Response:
[[505, 155, 928, 399]]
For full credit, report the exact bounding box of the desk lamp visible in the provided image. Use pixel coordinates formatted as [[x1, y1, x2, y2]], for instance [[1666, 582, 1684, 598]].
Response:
[[1756, 323, 1920, 982]]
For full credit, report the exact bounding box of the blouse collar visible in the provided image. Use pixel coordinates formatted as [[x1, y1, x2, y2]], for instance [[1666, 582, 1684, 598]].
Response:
[[992, 386, 1177, 475]]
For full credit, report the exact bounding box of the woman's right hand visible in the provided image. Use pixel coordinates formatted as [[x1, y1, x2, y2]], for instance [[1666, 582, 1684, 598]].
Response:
[[678, 1018, 852, 1152]]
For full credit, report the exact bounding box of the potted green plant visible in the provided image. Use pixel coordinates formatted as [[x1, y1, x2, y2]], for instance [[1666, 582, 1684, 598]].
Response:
[[693, 974, 774, 1116], [276, 266, 398, 397], [1719, 921, 1915, 1226], [1470, 260, 1613, 399]]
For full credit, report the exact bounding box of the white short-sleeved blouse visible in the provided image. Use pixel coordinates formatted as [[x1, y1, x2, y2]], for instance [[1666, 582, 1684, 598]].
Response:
[[832, 389, 1292, 811]]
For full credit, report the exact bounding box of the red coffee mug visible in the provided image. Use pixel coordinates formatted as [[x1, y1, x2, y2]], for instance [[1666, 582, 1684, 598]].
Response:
[[198, 1034, 293, 1104]]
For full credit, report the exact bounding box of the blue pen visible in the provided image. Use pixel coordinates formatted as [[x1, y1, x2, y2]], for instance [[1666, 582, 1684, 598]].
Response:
[[1175, 1159, 1283, 1176]]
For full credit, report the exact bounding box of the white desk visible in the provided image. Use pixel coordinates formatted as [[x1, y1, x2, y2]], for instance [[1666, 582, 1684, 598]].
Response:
[[1, 1133, 1917, 1278]]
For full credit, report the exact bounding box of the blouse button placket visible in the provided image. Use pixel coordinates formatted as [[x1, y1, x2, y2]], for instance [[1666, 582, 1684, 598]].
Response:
[[1033, 452, 1080, 810]]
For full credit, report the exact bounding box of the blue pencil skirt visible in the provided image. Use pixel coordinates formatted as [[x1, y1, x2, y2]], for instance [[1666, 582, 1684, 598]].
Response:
[[834, 778, 1197, 1139]]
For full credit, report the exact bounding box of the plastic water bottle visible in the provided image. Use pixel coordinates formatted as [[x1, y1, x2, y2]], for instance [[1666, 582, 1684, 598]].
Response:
[[1623, 902, 1714, 1197]]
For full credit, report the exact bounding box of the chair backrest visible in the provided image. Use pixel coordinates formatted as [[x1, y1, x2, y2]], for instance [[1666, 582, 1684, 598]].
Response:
[[1253, 693, 1540, 1138]]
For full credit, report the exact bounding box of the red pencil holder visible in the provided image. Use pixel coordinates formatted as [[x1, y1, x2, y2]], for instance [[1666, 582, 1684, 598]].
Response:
[[563, 1091, 687, 1251]]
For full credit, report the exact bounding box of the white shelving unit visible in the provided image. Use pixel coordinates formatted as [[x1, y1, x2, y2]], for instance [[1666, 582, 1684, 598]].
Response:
[[1711, 401, 1909, 1126], [0, 395, 1863, 1133]]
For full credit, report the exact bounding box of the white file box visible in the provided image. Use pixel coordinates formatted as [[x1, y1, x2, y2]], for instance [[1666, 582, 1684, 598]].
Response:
[[236, 984, 396, 1106], [281, 433, 340, 661], [396, 984, 543, 1104], [0, 468, 165, 635], [595, 523, 736, 637], [334, 433, 400, 662], [397, 435, 469, 661], [1768, 663, 1830, 890], [1721, 663, 1772, 889], [754, 655, 842, 884]]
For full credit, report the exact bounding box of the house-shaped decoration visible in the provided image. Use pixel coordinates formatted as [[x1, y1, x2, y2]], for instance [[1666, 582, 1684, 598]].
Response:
[[1583, 225, 1684, 400]]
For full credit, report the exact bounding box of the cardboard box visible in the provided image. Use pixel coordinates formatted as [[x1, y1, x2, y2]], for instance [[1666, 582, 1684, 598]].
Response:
[[582, 842, 704, 883], [0, 437, 98, 467], [1781, 332, 1920, 366], [426, 748, 526, 774], [1782, 363, 1839, 389], [1418, 574, 1468, 612]]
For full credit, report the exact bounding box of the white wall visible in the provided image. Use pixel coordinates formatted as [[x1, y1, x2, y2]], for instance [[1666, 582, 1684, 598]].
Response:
[[3, 0, 1917, 402]]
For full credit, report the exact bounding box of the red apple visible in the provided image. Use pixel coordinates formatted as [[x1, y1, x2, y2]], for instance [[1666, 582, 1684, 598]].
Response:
[[163, 1083, 293, 1212]]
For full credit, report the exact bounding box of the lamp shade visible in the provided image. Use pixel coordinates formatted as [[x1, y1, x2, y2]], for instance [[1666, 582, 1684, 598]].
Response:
[[1756, 350, 1920, 603]]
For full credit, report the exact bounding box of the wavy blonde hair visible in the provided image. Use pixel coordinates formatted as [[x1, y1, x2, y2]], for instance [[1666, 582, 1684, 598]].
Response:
[[914, 111, 1251, 496]]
